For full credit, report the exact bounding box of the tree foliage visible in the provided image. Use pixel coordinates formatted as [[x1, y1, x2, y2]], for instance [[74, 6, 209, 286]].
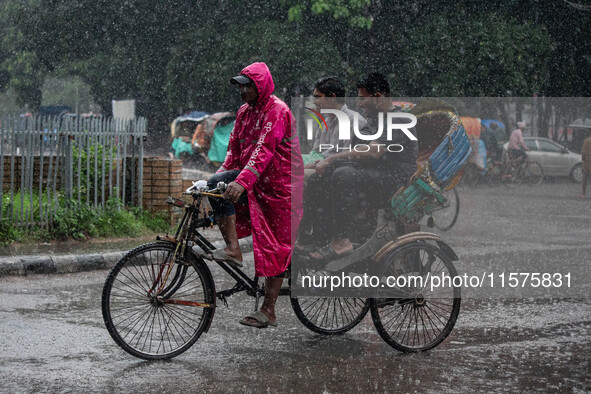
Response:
[[0, 0, 589, 123], [165, 20, 343, 112], [399, 15, 554, 96]]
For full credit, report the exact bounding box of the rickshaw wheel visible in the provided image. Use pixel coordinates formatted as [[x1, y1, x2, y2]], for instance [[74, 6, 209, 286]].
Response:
[[289, 262, 369, 335], [290, 295, 370, 335], [102, 242, 216, 360], [370, 242, 461, 352]]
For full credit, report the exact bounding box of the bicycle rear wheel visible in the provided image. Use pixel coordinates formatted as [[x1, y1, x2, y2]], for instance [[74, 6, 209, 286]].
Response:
[[431, 188, 460, 231], [370, 242, 461, 352], [524, 161, 544, 186], [102, 242, 216, 360]]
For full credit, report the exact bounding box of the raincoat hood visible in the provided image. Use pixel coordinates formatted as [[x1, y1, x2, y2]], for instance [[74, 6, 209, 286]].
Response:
[[239, 62, 275, 104]]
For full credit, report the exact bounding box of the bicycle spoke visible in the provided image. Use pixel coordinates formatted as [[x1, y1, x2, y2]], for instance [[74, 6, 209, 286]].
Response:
[[102, 242, 214, 359], [292, 293, 368, 334]]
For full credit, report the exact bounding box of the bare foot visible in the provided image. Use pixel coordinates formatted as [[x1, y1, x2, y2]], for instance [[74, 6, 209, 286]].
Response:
[[309, 239, 353, 260], [223, 246, 242, 262]]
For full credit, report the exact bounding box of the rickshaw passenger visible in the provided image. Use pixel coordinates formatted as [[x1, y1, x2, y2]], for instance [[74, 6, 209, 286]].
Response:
[[297, 76, 366, 249], [305, 76, 367, 163], [307, 73, 418, 261]]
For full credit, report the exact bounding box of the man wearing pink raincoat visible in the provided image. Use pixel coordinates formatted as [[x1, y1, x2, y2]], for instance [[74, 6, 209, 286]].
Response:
[[202, 62, 304, 328]]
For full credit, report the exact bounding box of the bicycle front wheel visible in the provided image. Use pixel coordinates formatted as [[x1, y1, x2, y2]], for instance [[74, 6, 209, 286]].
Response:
[[102, 242, 216, 360], [524, 161, 544, 186], [432, 188, 460, 231], [501, 164, 523, 189], [370, 242, 461, 352]]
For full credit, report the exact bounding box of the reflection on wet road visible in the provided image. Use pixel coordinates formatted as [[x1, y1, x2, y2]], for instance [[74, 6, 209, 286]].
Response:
[[0, 270, 589, 392], [0, 183, 590, 392]]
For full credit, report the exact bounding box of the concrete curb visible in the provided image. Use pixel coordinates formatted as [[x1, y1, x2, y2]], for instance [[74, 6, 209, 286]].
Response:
[[0, 237, 253, 278]]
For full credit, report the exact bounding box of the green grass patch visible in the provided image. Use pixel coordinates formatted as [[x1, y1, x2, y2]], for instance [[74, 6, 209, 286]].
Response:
[[0, 191, 172, 244]]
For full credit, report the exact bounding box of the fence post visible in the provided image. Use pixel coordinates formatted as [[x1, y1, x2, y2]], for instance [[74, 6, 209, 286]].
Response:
[[0, 115, 5, 219], [138, 117, 144, 208]]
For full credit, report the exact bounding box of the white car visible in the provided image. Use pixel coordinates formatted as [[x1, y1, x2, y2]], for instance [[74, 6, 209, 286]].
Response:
[[503, 137, 583, 182]]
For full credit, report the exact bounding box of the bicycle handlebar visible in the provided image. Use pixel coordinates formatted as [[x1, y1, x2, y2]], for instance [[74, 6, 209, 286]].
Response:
[[182, 180, 227, 197]]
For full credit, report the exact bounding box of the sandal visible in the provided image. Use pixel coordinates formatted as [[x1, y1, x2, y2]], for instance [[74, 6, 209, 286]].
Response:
[[294, 243, 320, 255], [239, 311, 277, 328]]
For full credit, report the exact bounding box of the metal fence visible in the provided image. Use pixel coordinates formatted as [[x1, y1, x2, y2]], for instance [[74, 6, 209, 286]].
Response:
[[0, 115, 147, 229]]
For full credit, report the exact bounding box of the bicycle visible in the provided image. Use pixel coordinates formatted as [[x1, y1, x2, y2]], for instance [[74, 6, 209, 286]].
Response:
[[500, 152, 544, 189], [102, 181, 461, 360], [463, 151, 543, 189]]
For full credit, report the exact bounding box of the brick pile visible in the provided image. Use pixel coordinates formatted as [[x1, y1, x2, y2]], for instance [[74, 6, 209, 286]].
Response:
[[142, 157, 183, 223]]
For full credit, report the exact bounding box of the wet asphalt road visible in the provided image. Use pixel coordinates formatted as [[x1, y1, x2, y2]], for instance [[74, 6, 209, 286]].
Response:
[[0, 182, 590, 393]]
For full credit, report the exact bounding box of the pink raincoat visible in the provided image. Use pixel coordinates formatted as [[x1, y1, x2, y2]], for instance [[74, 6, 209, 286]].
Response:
[[219, 62, 304, 277]]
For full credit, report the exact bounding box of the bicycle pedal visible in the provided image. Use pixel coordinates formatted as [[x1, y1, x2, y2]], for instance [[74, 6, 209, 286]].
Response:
[[218, 294, 229, 308]]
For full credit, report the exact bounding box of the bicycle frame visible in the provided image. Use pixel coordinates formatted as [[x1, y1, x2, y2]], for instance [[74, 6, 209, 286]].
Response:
[[158, 188, 296, 312], [165, 182, 455, 311]]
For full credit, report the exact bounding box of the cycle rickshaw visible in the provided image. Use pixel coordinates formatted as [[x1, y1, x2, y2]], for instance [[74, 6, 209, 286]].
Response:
[[101, 99, 472, 360]]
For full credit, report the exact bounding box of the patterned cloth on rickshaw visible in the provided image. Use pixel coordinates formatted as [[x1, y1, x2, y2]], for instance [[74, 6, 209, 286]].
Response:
[[389, 99, 472, 223]]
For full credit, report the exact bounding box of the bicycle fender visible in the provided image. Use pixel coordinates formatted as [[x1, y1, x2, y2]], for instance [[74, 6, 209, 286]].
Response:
[[434, 240, 459, 261], [372, 232, 459, 262]]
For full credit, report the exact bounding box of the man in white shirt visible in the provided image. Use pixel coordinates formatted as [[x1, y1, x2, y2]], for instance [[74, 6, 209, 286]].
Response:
[[297, 76, 366, 250], [304, 77, 366, 174]]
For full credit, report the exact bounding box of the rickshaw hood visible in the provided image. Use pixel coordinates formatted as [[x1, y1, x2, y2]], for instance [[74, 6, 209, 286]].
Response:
[[240, 62, 275, 105]]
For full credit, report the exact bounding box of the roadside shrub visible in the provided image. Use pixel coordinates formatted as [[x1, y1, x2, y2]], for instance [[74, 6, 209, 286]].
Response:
[[93, 198, 142, 237], [2, 192, 172, 243], [52, 200, 100, 240], [129, 206, 170, 233], [0, 215, 23, 245]]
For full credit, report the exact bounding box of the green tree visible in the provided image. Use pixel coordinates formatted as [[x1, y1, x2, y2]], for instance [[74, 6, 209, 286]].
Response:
[[0, 1, 45, 110], [399, 15, 555, 96], [1, 0, 588, 122], [287, 0, 373, 29], [165, 20, 344, 112]]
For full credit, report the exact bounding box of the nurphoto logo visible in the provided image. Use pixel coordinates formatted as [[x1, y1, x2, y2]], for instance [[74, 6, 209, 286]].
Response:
[[305, 107, 417, 153]]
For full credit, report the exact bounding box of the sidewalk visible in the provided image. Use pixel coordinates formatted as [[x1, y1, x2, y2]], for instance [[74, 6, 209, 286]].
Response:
[[0, 165, 257, 278], [0, 235, 253, 277]]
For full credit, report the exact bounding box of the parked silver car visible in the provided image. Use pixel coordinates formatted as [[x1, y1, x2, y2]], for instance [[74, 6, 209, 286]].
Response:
[[504, 137, 583, 182]]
